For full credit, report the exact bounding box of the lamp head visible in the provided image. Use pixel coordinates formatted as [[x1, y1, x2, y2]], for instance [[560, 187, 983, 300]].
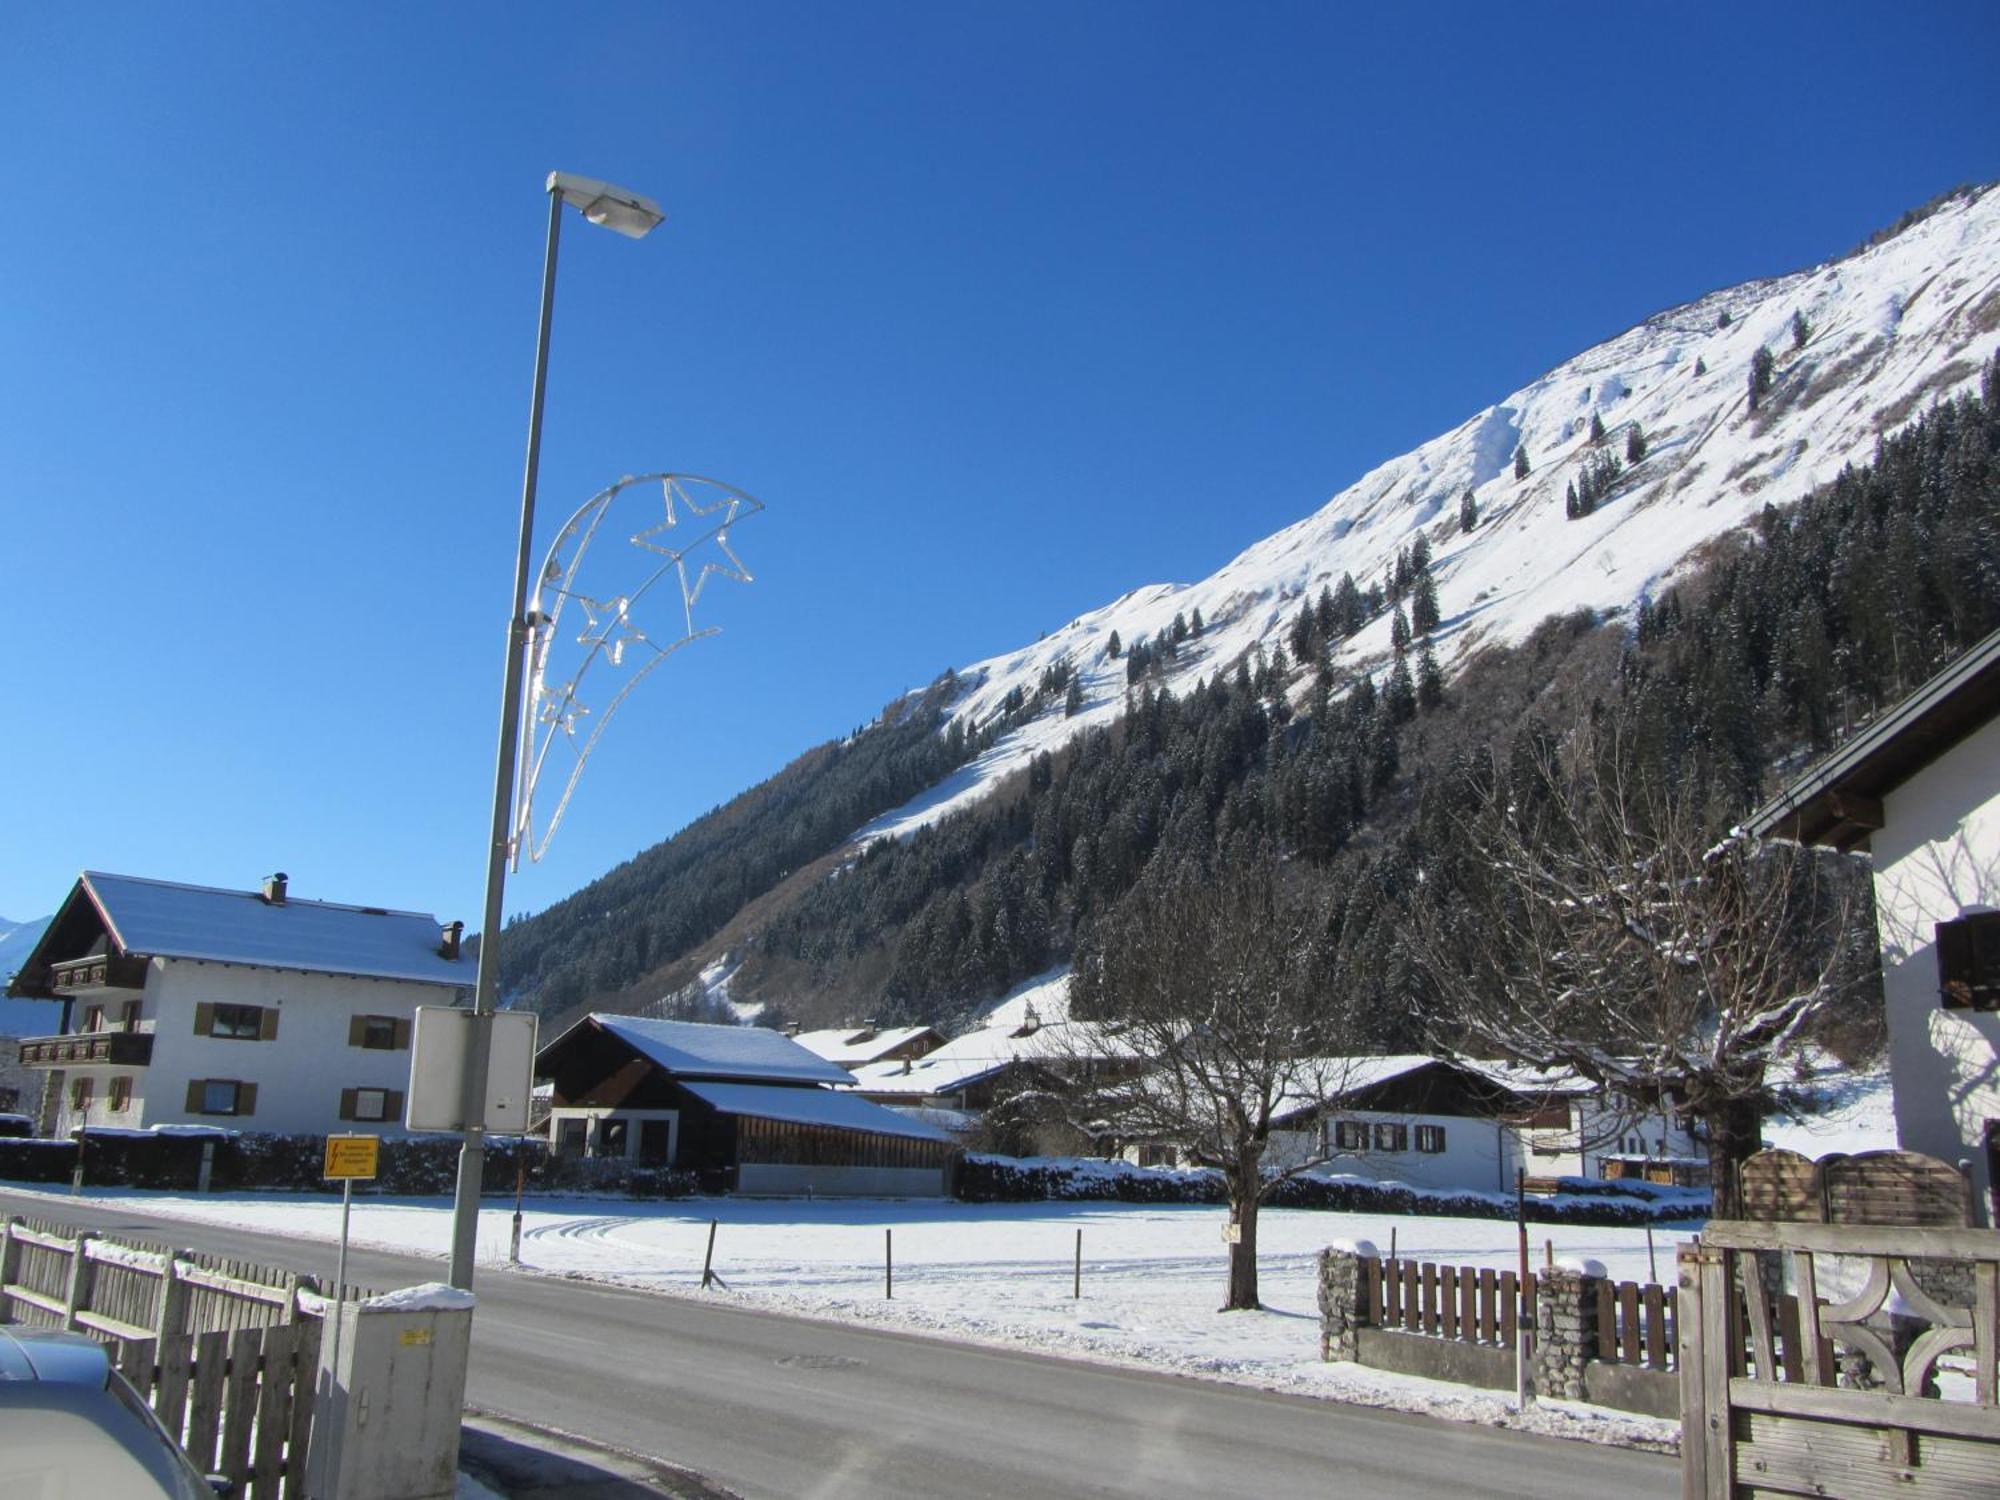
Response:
[[546, 171, 665, 239]]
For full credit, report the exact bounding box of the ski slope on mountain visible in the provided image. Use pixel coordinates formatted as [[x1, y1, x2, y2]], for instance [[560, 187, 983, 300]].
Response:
[[858, 187, 2000, 846]]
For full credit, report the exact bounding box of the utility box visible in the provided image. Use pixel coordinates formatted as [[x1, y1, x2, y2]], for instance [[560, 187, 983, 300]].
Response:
[[307, 1284, 474, 1500]]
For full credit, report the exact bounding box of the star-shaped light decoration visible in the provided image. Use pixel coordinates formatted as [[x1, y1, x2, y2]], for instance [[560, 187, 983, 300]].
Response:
[[512, 473, 766, 869]]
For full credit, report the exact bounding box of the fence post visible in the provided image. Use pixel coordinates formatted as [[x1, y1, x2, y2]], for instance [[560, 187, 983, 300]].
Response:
[[63, 1231, 96, 1331], [154, 1253, 189, 1343], [0, 1217, 20, 1323], [1317, 1241, 1378, 1363]]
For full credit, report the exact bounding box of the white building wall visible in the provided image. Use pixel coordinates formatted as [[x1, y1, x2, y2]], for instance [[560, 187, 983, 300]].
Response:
[[1869, 714, 2000, 1215], [1304, 1111, 1511, 1194], [51, 957, 459, 1138]]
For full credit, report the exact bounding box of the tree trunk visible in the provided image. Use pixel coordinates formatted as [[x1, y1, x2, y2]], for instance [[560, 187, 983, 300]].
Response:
[[1223, 1149, 1262, 1311], [1705, 1096, 1765, 1219]]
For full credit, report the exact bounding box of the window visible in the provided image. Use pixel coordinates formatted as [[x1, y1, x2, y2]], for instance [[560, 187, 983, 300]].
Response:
[[1416, 1124, 1447, 1154], [1532, 1136, 1564, 1157], [186, 1079, 257, 1117], [196, 1003, 274, 1040], [1938, 913, 2000, 1010], [339, 1087, 403, 1123], [70, 1076, 94, 1112], [1331, 1120, 1367, 1152], [1372, 1122, 1408, 1153], [595, 1118, 629, 1158], [1136, 1142, 1176, 1168], [349, 1015, 409, 1050], [120, 1001, 142, 1032], [83, 1006, 104, 1033], [555, 1119, 587, 1157], [109, 1077, 132, 1112]]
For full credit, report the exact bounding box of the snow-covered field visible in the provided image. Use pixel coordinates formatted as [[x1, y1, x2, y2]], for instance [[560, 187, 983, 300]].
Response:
[[8, 1182, 1690, 1449]]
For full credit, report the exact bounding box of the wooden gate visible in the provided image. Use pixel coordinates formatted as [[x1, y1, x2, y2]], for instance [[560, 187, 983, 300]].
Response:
[[1679, 1219, 2000, 1497]]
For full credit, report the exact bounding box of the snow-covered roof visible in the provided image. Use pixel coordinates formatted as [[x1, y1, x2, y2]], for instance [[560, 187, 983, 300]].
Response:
[[789, 1025, 939, 1068], [592, 1015, 854, 1085], [679, 1080, 952, 1142], [58, 871, 467, 988], [848, 1014, 1135, 1098]]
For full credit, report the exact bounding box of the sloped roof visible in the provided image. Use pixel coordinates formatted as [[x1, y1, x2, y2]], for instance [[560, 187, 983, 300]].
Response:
[[10, 872, 467, 992], [789, 1025, 940, 1068], [591, 1015, 853, 1085], [848, 1015, 1136, 1098], [678, 1080, 951, 1142]]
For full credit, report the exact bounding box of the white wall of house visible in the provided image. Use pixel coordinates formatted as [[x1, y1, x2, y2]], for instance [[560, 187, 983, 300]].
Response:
[[50, 957, 455, 1138], [1869, 714, 2000, 1214], [1286, 1111, 1511, 1193], [546, 1106, 679, 1162]]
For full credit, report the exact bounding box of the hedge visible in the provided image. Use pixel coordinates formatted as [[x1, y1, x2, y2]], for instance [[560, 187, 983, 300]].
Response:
[[0, 1130, 697, 1200], [956, 1155, 1709, 1227]]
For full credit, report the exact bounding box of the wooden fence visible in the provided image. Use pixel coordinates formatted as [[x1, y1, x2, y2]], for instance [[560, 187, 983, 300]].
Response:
[[110, 1320, 323, 1500], [1363, 1254, 1679, 1373]]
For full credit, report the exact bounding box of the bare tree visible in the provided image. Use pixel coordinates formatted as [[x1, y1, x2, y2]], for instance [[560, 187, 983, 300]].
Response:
[[1411, 733, 1868, 1215], [1071, 859, 1367, 1310]]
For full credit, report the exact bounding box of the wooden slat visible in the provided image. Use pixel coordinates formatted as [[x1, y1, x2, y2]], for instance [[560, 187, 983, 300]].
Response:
[[1729, 1378, 2000, 1441], [1702, 1220, 2000, 1260], [1459, 1263, 1477, 1345], [1403, 1261, 1420, 1332], [1678, 1246, 1710, 1500], [1433, 1263, 1450, 1338], [1740, 1254, 1778, 1382], [218, 1326, 262, 1485], [1733, 1407, 2000, 1500], [1643, 1283, 1666, 1371], [1698, 1247, 1732, 1492], [156, 1329, 195, 1447], [184, 1330, 229, 1472], [1977, 1262, 1997, 1407], [117, 1335, 156, 1400], [282, 1318, 321, 1500], [1478, 1267, 1497, 1345], [1776, 1293, 1803, 1384], [1597, 1280, 1617, 1361], [252, 1325, 298, 1499], [1791, 1251, 1836, 1386], [1499, 1270, 1517, 1349]]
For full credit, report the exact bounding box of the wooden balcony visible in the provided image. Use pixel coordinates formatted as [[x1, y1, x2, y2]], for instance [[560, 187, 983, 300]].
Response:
[[48, 955, 148, 995], [17, 1032, 154, 1068]]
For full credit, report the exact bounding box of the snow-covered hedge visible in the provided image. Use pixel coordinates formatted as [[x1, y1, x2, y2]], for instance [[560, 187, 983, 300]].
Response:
[[0, 1131, 697, 1200], [957, 1155, 1709, 1226]]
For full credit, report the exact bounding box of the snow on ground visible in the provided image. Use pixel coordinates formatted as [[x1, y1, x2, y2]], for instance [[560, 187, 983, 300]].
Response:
[[5, 1183, 1685, 1450], [1761, 1063, 1897, 1158]]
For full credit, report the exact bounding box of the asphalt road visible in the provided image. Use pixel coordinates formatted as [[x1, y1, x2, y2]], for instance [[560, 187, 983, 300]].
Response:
[[1, 1190, 1679, 1500]]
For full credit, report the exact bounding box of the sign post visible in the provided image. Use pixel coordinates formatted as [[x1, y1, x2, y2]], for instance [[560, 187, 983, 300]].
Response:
[[320, 1134, 379, 1496]]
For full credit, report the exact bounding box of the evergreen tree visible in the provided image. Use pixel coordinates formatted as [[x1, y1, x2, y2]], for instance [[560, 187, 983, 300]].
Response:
[[1411, 570, 1441, 637], [1171, 612, 1189, 645], [1626, 423, 1648, 464], [1417, 642, 1445, 710], [1749, 345, 1775, 412], [1717, 308, 1732, 329], [1386, 648, 1417, 725], [1106, 629, 1122, 660], [1459, 488, 1479, 533], [1695, 357, 1707, 377], [1064, 677, 1085, 718], [1514, 444, 1530, 480], [1565, 481, 1580, 520], [1390, 605, 1412, 652], [1189, 607, 1205, 637], [1589, 411, 1607, 445], [1791, 310, 1810, 350]]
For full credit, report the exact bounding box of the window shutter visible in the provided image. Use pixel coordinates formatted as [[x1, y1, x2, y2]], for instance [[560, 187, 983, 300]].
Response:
[[339, 1088, 358, 1121], [237, 1083, 257, 1117], [386, 1090, 405, 1120], [393, 1018, 412, 1050], [259, 1008, 280, 1041], [186, 1079, 206, 1112], [194, 1003, 214, 1037]]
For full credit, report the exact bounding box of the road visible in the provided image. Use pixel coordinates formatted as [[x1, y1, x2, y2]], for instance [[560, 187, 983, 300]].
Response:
[[1, 1190, 1678, 1499]]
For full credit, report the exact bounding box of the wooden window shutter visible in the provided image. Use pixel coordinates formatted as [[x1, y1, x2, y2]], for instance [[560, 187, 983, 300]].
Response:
[[237, 1083, 257, 1117], [186, 1079, 207, 1112], [386, 1090, 405, 1120], [393, 1018, 412, 1050], [194, 1003, 215, 1036], [339, 1088, 358, 1120], [259, 1008, 280, 1041], [348, 1016, 367, 1047]]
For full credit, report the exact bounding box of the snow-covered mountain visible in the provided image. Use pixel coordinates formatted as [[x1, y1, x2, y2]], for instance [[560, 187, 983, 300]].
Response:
[[0, 916, 50, 988], [860, 186, 2000, 845]]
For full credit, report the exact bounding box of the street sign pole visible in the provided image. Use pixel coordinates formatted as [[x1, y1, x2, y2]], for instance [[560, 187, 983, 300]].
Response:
[[320, 1131, 380, 1496]]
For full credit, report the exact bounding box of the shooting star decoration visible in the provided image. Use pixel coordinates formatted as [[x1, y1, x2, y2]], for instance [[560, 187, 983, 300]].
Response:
[[513, 472, 765, 869]]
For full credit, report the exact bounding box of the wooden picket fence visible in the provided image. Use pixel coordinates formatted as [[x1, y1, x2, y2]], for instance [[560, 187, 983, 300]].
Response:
[[109, 1320, 324, 1500], [1362, 1254, 1680, 1372], [0, 1214, 360, 1498]]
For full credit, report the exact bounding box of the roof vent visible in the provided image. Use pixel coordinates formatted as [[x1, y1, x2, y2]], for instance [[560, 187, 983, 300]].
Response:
[[1013, 1002, 1040, 1038], [261, 872, 289, 906], [439, 921, 465, 960]]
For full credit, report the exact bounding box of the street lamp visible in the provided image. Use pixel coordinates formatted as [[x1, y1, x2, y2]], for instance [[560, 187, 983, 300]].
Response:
[[448, 171, 664, 1291]]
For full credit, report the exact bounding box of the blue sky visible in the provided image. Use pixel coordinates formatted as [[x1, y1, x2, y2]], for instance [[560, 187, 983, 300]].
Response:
[[3, 3, 1996, 935]]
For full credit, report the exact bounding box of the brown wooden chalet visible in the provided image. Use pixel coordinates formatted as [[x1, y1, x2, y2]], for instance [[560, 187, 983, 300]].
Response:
[[536, 1014, 957, 1196]]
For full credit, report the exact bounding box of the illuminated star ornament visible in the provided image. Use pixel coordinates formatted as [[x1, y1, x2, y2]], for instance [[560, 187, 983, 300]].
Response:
[[513, 472, 765, 868]]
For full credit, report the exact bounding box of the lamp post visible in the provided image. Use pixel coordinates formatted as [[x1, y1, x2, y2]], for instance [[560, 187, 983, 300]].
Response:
[[449, 172, 665, 1292]]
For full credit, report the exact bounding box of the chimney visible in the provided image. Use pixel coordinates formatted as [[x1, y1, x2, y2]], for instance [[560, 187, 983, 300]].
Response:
[[439, 921, 465, 960], [261, 872, 289, 906], [1014, 1001, 1040, 1037], [858, 1018, 877, 1041], [785, 1021, 802, 1036]]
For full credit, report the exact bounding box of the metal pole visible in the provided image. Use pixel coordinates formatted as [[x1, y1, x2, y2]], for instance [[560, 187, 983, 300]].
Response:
[[1073, 1228, 1081, 1300], [450, 184, 564, 1292], [885, 1229, 893, 1299], [321, 1176, 355, 1499], [510, 1154, 526, 1266], [1515, 1168, 1532, 1409]]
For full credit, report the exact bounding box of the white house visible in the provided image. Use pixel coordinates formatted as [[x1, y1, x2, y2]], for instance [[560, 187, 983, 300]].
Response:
[[1752, 626, 2000, 1224], [5, 871, 471, 1138]]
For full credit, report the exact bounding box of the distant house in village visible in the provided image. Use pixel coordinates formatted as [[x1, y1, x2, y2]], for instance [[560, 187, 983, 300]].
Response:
[[535, 1014, 956, 1196], [1263, 1057, 1704, 1194], [786, 1021, 944, 1073], [4, 871, 469, 1138], [1751, 625, 2000, 1224]]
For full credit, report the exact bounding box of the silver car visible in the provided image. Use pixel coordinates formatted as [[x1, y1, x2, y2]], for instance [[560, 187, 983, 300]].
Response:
[[0, 1325, 228, 1498]]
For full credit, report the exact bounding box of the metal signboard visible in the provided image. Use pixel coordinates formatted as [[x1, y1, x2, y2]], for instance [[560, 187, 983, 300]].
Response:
[[324, 1134, 380, 1181], [404, 1007, 540, 1134]]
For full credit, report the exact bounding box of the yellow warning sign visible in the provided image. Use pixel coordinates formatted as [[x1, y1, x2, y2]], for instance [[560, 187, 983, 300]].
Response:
[[399, 1328, 433, 1347], [324, 1134, 380, 1180]]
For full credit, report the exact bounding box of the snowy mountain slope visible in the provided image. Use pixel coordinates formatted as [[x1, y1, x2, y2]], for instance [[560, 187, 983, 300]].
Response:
[[0, 916, 50, 986], [860, 186, 2000, 845]]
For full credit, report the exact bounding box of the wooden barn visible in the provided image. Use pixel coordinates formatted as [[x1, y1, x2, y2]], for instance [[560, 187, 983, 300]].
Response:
[[535, 1014, 956, 1197]]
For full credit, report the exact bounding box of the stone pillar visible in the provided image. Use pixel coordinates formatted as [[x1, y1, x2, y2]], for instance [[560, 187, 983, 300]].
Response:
[[1317, 1240, 1378, 1362], [1533, 1263, 1603, 1401]]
